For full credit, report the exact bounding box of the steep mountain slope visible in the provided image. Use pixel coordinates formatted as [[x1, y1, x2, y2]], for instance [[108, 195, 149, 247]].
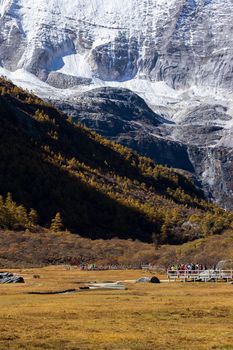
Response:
[[56, 87, 233, 209], [56, 87, 195, 173], [1, 78, 232, 243], [1, 0, 233, 209]]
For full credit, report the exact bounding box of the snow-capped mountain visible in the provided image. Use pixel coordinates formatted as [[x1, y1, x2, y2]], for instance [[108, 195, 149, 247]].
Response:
[[1, 0, 233, 208], [2, 0, 233, 90]]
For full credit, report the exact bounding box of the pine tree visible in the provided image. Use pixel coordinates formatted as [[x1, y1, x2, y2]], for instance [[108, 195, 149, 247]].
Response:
[[4, 193, 17, 229], [50, 212, 63, 232], [15, 205, 28, 229], [28, 208, 38, 229]]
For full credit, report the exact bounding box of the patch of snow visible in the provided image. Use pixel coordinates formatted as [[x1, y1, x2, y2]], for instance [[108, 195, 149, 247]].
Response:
[[0, 66, 69, 99], [55, 52, 92, 79], [0, 0, 10, 17], [217, 128, 233, 148]]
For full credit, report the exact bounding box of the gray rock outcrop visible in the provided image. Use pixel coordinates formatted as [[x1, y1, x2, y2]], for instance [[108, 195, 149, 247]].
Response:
[[55, 87, 196, 173]]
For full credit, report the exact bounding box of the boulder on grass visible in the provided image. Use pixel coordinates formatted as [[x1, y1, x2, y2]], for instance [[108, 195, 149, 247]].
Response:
[[136, 277, 151, 283], [0, 272, 25, 284], [150, 276, 160, 283]]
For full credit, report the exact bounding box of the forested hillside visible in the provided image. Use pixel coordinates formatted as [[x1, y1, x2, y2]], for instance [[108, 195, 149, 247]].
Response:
[[0, 77, 232, 244]]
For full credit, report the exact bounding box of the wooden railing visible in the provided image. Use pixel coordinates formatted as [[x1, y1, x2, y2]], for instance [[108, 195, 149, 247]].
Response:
[[167, 270, 233, 282]]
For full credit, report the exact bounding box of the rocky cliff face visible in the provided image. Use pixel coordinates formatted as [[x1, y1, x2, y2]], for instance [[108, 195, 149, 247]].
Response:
[[1, 0, 233, 208], [1, 0, 233, 90], [55, 87, 196, 174]]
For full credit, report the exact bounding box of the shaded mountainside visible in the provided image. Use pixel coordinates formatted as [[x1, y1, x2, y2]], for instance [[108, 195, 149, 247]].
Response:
[[0, 78, 232, 244], [57, 87, 233, 211]]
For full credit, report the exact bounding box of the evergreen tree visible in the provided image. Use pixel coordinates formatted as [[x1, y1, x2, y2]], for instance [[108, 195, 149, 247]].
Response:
[[50, 212, 63, 232], [28, 209, 38, 229], [4, 193, 17, 229], [15, 205, 28, 229]]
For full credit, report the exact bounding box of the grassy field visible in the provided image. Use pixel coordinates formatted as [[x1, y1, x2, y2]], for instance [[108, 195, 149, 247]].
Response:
[[1, 267, 233, 350]]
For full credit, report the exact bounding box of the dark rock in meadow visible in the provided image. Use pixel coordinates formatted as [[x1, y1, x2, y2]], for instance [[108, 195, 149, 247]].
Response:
[[0, 272, 25, 284], [150, 276, 160, 283]]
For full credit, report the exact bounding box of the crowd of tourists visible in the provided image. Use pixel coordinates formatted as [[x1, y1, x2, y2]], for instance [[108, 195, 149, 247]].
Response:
[[169, 263, 208, 272]]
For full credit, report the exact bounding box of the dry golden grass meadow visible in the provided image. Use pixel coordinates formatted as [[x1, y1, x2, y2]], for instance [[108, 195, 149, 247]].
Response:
[[1, 267, 233, 350]]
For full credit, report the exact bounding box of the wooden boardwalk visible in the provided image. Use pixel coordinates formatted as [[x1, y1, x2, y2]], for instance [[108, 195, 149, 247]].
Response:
[[167, 270, 233, 282]]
